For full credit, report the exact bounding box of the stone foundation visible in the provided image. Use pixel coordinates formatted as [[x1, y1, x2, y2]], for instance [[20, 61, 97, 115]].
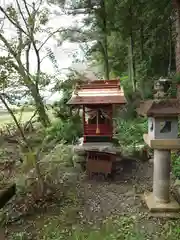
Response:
[[144, 192, 180, 213]]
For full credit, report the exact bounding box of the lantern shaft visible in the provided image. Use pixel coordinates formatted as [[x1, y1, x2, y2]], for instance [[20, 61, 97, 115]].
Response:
[[153, 150, 171, 203]]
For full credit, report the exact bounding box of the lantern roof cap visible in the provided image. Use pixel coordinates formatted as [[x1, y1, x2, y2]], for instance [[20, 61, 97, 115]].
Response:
[[137, 99, 180, 117]]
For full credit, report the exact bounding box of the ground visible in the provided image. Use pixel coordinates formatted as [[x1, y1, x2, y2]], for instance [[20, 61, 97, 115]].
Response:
[[0, 113, 179, 239], [1, 148, 180, 240]]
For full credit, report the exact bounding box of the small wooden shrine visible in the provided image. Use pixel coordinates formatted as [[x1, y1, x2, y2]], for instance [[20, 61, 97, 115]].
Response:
[[67, 79, 126, 177]]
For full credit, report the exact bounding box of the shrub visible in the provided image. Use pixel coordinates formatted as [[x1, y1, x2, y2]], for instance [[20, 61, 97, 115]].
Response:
[[172, 153, 180, 179], [115, 117, 147, 154], [46, 115, 83, 144]]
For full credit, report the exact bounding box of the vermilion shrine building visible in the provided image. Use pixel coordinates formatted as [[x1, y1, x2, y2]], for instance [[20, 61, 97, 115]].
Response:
[[67, 79, 126, 178], [67, 79, 126, 143]]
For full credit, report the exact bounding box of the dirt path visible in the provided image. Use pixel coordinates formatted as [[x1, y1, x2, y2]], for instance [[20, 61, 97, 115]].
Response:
[[77, 159, 171, 239], [80, 159, 152, 220], [2, 157, 180, 239]]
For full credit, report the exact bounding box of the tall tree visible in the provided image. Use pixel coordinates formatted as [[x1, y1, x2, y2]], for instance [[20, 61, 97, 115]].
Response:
[[0, 0, 64, 127], [173, 0, 180, 73], [54, 0, 174, 97]]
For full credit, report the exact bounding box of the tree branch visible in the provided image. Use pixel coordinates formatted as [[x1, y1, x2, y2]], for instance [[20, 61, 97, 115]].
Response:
[[15, 0, 30, 33], [0, 94, 27, 144], [24, 109, 38, 131], [0, 33, 33, 86], [0, 6, 28, 37], [17, 29, 23, 58], [0, 33, 18, 59], [15, 0, 40, 84], [38, 29, 64, 51], [25, 42, 31, 74], [24, 2, 41, 88], [22, 0, 31, 17]]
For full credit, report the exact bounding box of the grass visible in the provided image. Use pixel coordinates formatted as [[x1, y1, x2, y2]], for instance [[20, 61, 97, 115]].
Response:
[[8, 215, 180, 240], [0, 109, 54, 127], [5, 181, 180, 240], [0, 111, 35, 127], [1, 107, 180, 240], [38, 216, 145, 240]]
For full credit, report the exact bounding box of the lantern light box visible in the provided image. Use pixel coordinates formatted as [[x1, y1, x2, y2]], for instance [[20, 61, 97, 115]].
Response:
[[148, 117, 179, 139]]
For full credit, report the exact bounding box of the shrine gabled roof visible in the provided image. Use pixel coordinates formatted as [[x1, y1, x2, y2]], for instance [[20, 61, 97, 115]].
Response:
[[137, 99, 180, 117], [67, 79, 127, 105]]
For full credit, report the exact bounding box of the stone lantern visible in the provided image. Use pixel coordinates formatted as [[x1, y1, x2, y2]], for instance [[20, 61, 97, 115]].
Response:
[[138, 78, 180, 213]]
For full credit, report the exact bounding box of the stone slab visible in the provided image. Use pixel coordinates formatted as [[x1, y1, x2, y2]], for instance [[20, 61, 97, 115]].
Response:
[[144, 192, 180, 213], [143, 134, 180, 149], [74, 142, 121, 154]]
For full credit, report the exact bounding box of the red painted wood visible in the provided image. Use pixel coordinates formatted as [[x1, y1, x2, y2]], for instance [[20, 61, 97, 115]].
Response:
[[84, 124, 112, 135], [82, 105, 85, 137], [82, 105, 114, 142]]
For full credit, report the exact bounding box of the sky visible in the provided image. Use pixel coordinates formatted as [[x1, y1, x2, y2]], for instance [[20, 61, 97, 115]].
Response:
[[0, 0, 93, 104]]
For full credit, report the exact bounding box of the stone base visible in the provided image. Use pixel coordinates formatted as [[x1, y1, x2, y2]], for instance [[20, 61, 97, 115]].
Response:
[[74, 142, 121, 155], [143, 134, 180, 150], [144, 192, 180, 213]]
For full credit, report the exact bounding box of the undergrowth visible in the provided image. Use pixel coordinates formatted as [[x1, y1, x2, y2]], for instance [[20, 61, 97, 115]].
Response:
[[172, 153, 180, 179], [115, 117, 147, 155], [46, 116, 82, 144], [9, 216, 180, 240]]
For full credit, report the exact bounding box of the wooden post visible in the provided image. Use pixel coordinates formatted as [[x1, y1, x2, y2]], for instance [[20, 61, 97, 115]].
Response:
[[82, 105, 86, 143]]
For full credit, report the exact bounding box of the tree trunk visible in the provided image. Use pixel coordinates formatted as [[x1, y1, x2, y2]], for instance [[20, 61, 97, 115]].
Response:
[[0, 94, 46, 196], [104, 37, 110, 80], [168, 17, 172, 75], [128, 35, 136, 92], [173, 0, 180, 73], [128, 6, 136, 91], [140, 23, 144, 61], [101, 0, 110, 80], [31, 86, 50, 127]]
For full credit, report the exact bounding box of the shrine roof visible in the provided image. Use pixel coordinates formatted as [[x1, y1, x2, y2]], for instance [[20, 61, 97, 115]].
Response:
[[137, 99, 180, 117], [67, 79, 127, 105]]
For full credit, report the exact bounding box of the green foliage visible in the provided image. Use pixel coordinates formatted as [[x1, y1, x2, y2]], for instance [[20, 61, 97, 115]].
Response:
[[172, 72, 180, 84], [40, 216, 145, 240], [172, 153, 180, 179], [65, 0, 174, 90], [116, 118, 147, 154], [46, 116, 82, 144], [121, 79, 142, 118], [163, 221, 180, 240], [9, 232, 27, 240], [49, 73, 83, 144], [0, 1, 61, 127]]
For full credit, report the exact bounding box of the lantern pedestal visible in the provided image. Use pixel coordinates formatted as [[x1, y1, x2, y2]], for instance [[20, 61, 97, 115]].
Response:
[[144, 135, 180, 213], [153, 149, 170, 203], [144, 192, 180, 212]]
